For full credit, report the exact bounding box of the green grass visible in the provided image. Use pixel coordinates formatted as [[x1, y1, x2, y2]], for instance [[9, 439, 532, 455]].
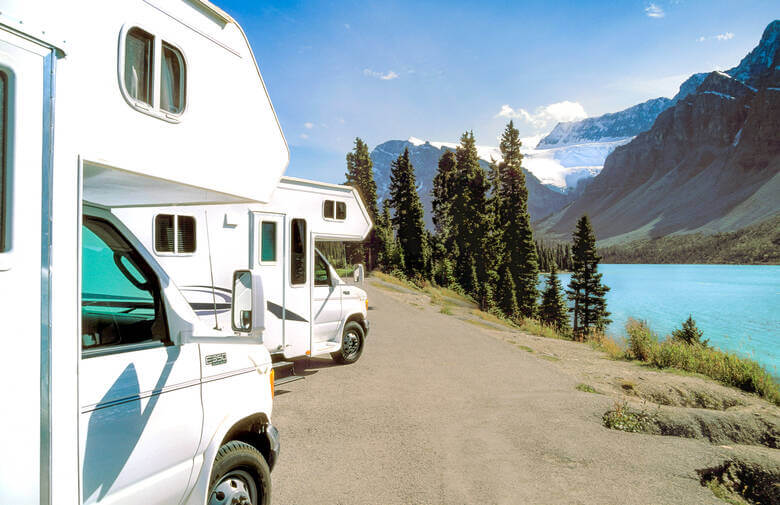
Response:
[[624, 318, 780, 406], [517, 345, 534, 353], [439, 305, 453, 315], [575, 383, 600, 394], [602, 401, 655, 433], [539, 354, 560, 362], [705, 481, 750, 505]]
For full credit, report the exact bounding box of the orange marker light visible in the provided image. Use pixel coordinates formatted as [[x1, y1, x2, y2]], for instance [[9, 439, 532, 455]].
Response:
[[270, 368, 275, 398]]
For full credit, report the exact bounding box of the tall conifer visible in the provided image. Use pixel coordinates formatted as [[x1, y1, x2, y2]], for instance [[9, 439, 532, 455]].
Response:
[[496, 121, 539, 318], [388, 148, 427, 277], [567, 215, 611, 338], [345, 138, 379, 268]]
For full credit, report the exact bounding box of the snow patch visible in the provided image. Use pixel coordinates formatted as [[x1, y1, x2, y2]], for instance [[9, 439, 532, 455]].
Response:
[[733, 127, 743, 147], [702, 90, 735, 100]]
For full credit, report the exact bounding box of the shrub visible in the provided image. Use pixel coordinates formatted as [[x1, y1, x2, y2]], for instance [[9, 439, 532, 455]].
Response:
[[625, 318, 658, 361], [602, 401, 654, 433], [671, 315, 709, 347]]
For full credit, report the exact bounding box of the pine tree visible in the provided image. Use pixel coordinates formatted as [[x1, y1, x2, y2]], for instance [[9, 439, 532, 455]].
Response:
[[449, 132, 493, 306], [431, 151, 457, 239], [671, 316, 709, 347], [376, 201, 404, 272], [496, 121, 539, 318], [388, 148, 427, 277], [345, 138, 380, 268], [540, 263, 571, 334], [497, 265, 519, 320], [567, 215, 611, 339]]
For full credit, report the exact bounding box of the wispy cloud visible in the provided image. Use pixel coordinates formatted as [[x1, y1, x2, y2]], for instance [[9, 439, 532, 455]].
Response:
[[363, 68, 399, 80], [344, 23, 351, 29], [495, 101, 587, 129], [304, 122, 314, 129], [645, 3, 665, 18], [300, 133, 309, 140], [698, 32, 734, 42]]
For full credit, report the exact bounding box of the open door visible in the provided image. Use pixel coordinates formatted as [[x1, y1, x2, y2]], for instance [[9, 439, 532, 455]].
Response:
[[283, 217, 311, 358], [253, 211, 285, 353]]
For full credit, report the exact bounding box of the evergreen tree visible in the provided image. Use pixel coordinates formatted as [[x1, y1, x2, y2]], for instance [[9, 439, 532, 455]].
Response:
[[375, 202, 404, 272], [449, 132, 493, 306], [431, 151, 457, 239], [497, 265, 519, 320], [671, 316, 709, 347], [567, 215, 611, 339], [539, 263, 571, 334], [388, 148, 427, 277], [345, 138, 380, 268], [496, 121, 539, 318]]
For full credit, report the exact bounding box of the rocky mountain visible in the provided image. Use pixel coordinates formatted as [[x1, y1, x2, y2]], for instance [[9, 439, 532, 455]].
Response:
[[537, 97, 672, 148], [371, 139, 571, 229], [537, 20, 780, 245]]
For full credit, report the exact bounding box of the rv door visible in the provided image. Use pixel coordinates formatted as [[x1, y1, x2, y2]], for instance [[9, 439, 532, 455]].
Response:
[[253, 212, 285, 353], [0, 30, 53, 504]]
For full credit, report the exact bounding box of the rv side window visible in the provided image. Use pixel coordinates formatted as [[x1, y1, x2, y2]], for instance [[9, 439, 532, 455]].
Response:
[[323, 200, 334, 219], [0, 73, 6, 252], [291, 219, 306, 285], [314, 252, 331, 286], [336, 202, 347, 220], [81, 217, 168, 353], [124, 27, 153, 106], [154, 214, 196, 254], [260, 221, 276, 262], [161, 42, 185, 114]]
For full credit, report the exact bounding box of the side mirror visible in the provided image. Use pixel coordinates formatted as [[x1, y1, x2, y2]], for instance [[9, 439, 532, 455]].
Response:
[[353, 264, 365, 286], [232, 270, 265, 335]]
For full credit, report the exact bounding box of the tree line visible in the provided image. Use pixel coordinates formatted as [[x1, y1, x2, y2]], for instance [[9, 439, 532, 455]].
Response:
[[344, 122, 610, 338]]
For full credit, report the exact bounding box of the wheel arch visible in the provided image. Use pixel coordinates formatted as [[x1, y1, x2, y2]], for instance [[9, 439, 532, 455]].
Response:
[[343, 312, 367, 336], [220, 413, 274, 467]]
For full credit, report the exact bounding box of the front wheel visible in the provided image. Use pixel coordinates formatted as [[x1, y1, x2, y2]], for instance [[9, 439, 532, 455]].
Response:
[[208, 441, 271, 505], [331, 321, 365, 364]]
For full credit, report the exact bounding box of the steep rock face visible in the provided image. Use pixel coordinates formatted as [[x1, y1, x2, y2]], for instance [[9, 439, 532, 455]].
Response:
[[371, 140, 571, 229], [538, 68, 779, 242], [727, 20, 780, 87]]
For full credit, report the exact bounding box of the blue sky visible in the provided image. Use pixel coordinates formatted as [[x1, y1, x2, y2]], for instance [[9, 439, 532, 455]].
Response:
[[216, 0, 778, 182]]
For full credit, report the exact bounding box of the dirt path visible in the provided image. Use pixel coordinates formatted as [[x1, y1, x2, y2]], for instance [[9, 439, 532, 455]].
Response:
[[270, 279, 779, 504]]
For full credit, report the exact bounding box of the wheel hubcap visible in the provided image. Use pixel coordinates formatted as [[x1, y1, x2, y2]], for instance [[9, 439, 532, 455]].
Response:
[[343, 331, 359, 359], [209, 470, 256, 505]]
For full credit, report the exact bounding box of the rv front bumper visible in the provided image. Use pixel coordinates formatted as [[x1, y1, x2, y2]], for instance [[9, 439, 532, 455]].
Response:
[[263, 423, 280, 471], [364, 318, 370, 337]]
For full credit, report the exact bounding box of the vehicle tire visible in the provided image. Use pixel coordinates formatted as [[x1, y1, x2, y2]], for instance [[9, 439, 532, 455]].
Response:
[[208, 441, 271, 505], [331, 321, 364, 364]]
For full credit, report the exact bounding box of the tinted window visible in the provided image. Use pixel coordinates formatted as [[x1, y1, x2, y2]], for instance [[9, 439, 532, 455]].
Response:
[[336, 202, 347, 220], [82, 217, 167, 351], [291, 219, 306, 285], [323, 200, 334, 219], [177, 215, 196, 253], [154, 214, 174, 253], [125, 28, 153, 105], [0, 73, 6, 252], [161, 43, 185, 114], [314, 252, 330, 286], [261, 221, 276, 262]]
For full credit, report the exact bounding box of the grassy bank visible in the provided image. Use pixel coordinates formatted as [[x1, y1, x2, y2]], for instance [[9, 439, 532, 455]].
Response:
[[371, 270, 780, 406]]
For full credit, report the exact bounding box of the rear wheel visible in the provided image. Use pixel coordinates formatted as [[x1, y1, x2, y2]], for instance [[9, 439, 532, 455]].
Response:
[[331, 321, 365, 364], [208, 441, 271, 505]]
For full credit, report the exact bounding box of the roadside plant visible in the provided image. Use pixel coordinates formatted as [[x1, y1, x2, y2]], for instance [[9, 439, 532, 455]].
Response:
[[539, 263, 571, 335], [671, 315, 709, 347], [567, 215, 610, 338], [626, 318, 658, 361]]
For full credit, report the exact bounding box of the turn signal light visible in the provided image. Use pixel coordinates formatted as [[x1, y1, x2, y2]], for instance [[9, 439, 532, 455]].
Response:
[[270, 368, 275, 398]]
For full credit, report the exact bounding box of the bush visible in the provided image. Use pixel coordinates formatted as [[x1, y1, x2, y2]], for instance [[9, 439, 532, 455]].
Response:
[[626, 318, 658, 361], [671, 315, 709, 347]]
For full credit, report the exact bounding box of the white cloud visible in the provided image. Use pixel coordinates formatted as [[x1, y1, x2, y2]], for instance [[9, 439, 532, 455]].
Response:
[[363, 68, 399, 80], [698, 32, 735, 42], [495, 101, 587, 130], [304, 122, 314, 129], [300, 133, 309, 140], [645, 3, 665, 18], [344, 23, 351, 29]]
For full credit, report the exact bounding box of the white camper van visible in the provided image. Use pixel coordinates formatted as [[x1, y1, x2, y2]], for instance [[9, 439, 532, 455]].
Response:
[[0, 1, 290, 504], [114, 176, 374, 367]]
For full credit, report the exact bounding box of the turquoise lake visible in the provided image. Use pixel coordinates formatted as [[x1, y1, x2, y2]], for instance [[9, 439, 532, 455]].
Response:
[[545, 264, 779, 377]]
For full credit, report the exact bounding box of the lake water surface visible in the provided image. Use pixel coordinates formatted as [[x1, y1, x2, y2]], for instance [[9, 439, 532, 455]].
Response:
[[547, 265, 779, 377]]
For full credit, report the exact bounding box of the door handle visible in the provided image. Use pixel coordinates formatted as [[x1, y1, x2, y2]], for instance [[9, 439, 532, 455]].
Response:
[[343, 290, 350, 295]]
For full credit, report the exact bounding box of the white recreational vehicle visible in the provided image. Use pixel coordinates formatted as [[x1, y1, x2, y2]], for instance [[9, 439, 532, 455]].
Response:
[[114, 176, 373, 367], [0, 0, 298, 504]]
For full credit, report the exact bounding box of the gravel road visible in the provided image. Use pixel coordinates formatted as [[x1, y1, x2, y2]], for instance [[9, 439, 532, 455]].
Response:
[[270, 280, 741, 504]]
